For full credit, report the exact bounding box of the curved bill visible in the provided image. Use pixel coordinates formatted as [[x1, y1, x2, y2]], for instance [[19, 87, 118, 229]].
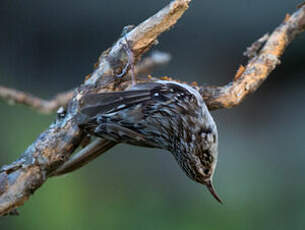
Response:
[[206, 180, 223, 204]]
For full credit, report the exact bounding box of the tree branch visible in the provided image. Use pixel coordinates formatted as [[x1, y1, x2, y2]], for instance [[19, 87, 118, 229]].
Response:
[[200, 6, 305, 110], [0, 86, 74, 114], [134, 51, 171, 76], [0, 0, 191, 215]]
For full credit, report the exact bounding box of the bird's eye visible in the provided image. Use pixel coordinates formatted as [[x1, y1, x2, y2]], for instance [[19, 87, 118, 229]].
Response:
[[198, 151, 213, 168], [204, 169, 209, 175], [199, 127, 212, 135], [203, 153, 210, 161]]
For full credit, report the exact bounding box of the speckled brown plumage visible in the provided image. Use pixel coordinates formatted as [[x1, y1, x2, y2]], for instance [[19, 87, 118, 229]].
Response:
[[77, 80, 222, 203]]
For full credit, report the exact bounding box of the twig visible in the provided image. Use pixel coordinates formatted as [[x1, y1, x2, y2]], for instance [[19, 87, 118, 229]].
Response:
[[134, 51, 171, 76], [0, 0, 191, 215], [200, 5, 305, 110], [243, 33, 269, 58], [0, 86, 74, 114]]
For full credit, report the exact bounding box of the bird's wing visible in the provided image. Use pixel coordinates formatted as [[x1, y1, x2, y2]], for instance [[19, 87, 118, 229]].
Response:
[[79, 82, 167, 115], [77, 81, 199, 125], [79, 90, 152, 117], [77, 83, 168, 146]]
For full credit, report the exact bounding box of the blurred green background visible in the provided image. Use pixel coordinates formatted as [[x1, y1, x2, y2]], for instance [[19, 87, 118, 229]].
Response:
[[0, 0, 305, 229]]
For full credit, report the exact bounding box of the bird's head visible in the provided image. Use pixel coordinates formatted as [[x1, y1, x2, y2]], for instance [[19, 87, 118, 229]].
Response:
[[172, 125, 222, 204]]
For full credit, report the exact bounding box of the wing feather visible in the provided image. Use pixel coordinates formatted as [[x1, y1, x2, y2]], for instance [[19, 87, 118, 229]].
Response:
[[80, 90, 152, 117], [77, 83, 164, 125]]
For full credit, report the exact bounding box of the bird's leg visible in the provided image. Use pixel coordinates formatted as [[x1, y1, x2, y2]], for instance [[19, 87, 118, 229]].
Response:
[[124, 37, 136, 85], [116, 25, 136, 85]]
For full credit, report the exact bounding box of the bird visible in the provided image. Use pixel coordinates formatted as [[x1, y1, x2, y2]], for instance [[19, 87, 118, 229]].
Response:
[[76, 80, 222, 203]]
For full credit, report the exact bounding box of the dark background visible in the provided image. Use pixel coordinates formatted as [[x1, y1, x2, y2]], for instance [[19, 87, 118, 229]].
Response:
[[0, 0, 304, 229]]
